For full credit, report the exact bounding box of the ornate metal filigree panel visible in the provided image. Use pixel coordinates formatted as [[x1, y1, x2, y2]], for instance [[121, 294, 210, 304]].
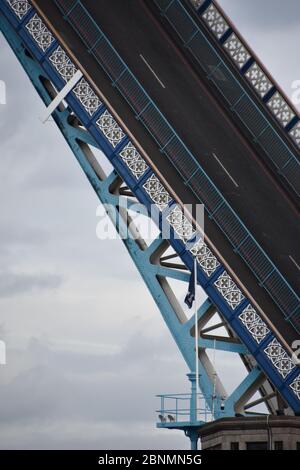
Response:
[[5, 0, 31, 19], [289, 121, 300, 149], [143, 174, 172, 211], [190, 238, 220, 277], [49, 46, 77, 82], [119, 141, 148, 180], [224, 33, 251, 69], [214, 271, 245, 310], [25, 13, 55, 52], [166, 205, 195, 242], [96, 110, 125, 148], [290, 375, 300, 401], [245, 62, 273, 98], [238, 304, 270, 344], [264, 338, 295, 378], [73, 78, 102, 116], [202, 4, 229, 39], [267, 91, 295, 127]]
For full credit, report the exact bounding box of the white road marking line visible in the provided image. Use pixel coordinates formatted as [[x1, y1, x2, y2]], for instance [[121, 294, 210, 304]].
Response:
[[212, 153, 239, 188], [289, 255, 300, 272], [139, 54, 166, 89]]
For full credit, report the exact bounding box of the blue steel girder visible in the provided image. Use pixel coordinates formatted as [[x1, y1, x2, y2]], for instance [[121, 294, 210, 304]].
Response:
[[1, 0, 300, 421], [51, 0, 300, 334]]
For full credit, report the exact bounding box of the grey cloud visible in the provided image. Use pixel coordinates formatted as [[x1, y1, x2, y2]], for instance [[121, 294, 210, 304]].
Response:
[[0, 225, 48, 249], [0, 49, 40, 141], [0, 271, 63, 297], [0, 334, 189, 449], [218, 0, 300, 30], [22, 157, 86, 190], [0, 421, 187, 450], [0, 328, 244, 447]]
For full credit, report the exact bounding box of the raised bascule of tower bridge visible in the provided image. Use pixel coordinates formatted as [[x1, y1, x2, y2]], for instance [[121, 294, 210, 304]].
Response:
[[1, 0, 300, 450]]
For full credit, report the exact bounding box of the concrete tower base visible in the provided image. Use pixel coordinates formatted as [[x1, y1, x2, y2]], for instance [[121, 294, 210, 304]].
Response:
[[199, 416, 300, 450]]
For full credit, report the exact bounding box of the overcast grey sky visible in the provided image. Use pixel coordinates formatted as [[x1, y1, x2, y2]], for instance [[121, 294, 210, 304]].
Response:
[[0, 0, 299, 450]]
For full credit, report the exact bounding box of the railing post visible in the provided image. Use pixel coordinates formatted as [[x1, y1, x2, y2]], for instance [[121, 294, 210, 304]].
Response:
[[188, 372, 197, 424], [63, 0, 80, 19]]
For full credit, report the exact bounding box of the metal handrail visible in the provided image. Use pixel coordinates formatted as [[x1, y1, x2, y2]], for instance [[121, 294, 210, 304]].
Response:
[[156, 392, 216, 423], [52, 0, 300, 332]]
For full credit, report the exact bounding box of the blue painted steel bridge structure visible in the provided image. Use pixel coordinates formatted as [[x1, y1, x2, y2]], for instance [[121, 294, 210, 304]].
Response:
[[0, 0, 299, 449]]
